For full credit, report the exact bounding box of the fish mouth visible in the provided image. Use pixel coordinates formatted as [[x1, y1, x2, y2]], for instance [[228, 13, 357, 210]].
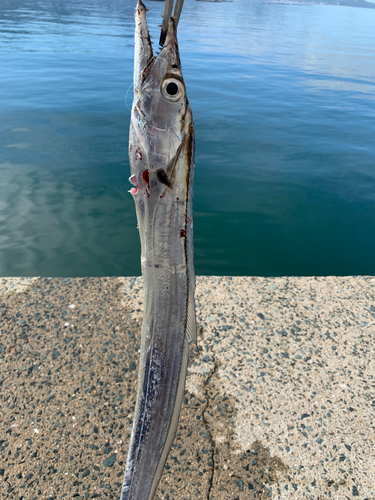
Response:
[[160, 0, 185, 46], [134, 0, 183, 91]]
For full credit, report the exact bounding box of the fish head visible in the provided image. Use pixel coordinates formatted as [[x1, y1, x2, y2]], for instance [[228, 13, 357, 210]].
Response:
[[129, 0, 192, 194]]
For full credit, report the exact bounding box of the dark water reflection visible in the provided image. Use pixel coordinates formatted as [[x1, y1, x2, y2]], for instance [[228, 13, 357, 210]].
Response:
[[1, 0, 375, 276], [0, 158, 139, 276]]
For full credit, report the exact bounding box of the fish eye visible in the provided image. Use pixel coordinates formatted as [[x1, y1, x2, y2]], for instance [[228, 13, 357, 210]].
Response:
[[161, 78, 184, 102], [166, 82, 178, 96]]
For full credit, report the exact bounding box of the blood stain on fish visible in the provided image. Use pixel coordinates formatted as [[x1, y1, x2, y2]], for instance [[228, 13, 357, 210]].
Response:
[[143, 169, 150, 197], [135, 147, 143, 160], [142, 169, 149, 184]]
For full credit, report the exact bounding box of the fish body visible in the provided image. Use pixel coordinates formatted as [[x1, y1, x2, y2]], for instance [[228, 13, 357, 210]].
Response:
[[121, 2, 195, 500]]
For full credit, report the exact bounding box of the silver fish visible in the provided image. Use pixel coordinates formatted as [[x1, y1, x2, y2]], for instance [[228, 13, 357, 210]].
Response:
[[121, 1, 196, 499]]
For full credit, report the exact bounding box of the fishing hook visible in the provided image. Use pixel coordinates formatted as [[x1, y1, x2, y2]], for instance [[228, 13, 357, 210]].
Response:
[[159, 0, 185, 47]]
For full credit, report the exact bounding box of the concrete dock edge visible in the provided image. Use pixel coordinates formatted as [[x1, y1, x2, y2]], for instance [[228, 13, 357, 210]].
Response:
[[0, 276, 374, 499]]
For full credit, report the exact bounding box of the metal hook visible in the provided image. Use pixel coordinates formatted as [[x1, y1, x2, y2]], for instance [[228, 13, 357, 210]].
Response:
[[172, 0, 184, 27], [159, 0, 185, 47]]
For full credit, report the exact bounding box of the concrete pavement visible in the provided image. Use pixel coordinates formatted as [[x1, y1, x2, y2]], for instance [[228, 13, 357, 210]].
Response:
[[0, 276, 374, 499]]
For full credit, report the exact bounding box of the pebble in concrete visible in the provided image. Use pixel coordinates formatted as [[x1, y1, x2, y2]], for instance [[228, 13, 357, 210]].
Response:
[[190, 276, 375, 499], [1, 276, 375, 499]]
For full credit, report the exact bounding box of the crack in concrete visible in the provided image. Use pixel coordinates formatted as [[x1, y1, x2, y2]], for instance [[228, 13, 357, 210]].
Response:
[[201, 354, 219, 500]]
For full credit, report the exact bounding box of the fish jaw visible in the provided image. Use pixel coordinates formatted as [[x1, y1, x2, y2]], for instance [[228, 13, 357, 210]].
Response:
[[134, 0, 153, 95]]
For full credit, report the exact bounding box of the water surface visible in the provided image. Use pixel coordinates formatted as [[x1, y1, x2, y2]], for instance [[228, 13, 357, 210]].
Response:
[[1, 0, 375, 276]]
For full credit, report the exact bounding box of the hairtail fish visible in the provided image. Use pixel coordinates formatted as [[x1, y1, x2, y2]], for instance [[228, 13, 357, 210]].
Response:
[[120, 1, 195, 499]]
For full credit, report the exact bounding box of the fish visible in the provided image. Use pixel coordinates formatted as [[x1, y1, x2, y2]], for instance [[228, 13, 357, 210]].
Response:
[[120, 1, 196, 500]]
